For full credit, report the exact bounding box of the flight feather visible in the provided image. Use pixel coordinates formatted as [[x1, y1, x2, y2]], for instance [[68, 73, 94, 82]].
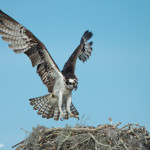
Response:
[[0, 10, 93, 121], [0, 10, 63, 92]]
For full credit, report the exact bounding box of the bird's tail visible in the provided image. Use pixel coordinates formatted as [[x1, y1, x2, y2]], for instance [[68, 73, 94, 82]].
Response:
[[29, 94, 79, 121], [61, 102, 79, 120], [29, 94, 60, 121]]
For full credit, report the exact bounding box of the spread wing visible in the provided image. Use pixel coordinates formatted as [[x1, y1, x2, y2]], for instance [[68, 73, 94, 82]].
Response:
[[78, 30, 93, 62], [0, 10, 63, 92], [62, 30, 93, 77]]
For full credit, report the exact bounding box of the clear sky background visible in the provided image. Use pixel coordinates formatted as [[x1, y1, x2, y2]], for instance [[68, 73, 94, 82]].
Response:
[[0, 0, 150, 149]]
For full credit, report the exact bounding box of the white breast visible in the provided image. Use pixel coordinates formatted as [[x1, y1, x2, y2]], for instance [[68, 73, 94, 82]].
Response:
[[53, 77, 66, 93], [53, 77, 72, 98]]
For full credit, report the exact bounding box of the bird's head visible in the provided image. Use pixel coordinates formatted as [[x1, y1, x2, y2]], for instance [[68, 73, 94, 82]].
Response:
[[66, 78, 78, 91]]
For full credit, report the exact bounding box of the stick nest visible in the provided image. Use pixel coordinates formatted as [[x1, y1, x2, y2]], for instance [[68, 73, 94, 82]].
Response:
[[13, 123, 150, 150]]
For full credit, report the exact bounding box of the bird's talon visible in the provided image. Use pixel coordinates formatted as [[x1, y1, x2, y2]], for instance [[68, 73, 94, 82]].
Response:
[[60, 117, 64, 121], [69, 113, 74, 118], [60, 112, 65, 121], [68, 113, 79, 120]]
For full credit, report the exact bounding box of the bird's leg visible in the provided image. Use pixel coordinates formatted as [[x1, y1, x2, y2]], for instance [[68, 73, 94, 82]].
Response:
[[56, 91, 65, 120], [66, 95, 79, 119]]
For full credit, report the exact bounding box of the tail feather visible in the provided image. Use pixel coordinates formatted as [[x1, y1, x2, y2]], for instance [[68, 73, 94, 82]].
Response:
[[47, 107, 54, 119], [38, 100, 49, 116], [62, 103, 69, 120], [54, 107, 60, 121], [41, 104, 50, 118], [29, 94, 79, 120], [29, 94, 57, 119], [70, 103, 79, 115]]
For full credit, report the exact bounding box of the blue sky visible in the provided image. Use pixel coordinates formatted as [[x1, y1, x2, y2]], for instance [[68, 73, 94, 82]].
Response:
[[0, 0, 150, 149]]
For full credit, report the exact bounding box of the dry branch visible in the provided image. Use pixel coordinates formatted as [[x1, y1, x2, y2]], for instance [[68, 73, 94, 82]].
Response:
[[12, 122, 150, 150]]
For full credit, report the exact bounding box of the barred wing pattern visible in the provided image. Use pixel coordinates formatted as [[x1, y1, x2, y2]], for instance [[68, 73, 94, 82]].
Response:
[[62, 30, 93, 76], [29, 94, 79, 121], [78, 30, 93, 62], [0, 10, 63, 92]]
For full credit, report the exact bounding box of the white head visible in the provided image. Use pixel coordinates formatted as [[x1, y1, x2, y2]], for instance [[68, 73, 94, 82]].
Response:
[[66, 78, 78, 90]]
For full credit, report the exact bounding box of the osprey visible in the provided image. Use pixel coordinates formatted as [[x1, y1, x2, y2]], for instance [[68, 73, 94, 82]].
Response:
[[0, 10, 93, 121]]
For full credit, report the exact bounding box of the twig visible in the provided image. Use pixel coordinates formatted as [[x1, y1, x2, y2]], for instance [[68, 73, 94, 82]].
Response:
[[69, 136, 91, 150], [89, 133, 109, 147], [114, 122, 121, 128], [109, 117, 113, 126], [12, 140, 25, 148], [120, 139, 129, 150], [46, 125, 107, 133], [20, 127, 31, 134], [120, 124, 139, 130], [130, 125, 140, 140], [145, 136, 150, 139], [57, 132, 72, 150], [82, 116, 90, 126], [79, 137, 91, 150], [79, 114, 86, 126]]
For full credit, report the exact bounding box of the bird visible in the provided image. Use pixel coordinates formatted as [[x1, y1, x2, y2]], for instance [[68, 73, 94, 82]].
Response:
[[0, 10, 93, 121]]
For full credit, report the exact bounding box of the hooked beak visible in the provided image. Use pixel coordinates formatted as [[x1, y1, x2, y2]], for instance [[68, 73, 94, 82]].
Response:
[[74, 85, 78, 91]]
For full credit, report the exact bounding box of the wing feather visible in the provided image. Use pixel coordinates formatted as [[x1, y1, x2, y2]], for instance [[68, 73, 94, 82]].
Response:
[[78, 31, 93, 62], [2, 36, 26, 44], [0, 10, 63, 92], [62, 30, 93, 76]]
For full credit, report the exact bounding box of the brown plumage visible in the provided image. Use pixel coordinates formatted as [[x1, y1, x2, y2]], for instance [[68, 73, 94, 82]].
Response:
[[62, 31, 93, 78], [0, 10, 93, 121], [0, 10, 60, 93]]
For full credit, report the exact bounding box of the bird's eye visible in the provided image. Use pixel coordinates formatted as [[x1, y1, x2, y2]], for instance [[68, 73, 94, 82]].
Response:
[[69, 82, 72, 85]]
